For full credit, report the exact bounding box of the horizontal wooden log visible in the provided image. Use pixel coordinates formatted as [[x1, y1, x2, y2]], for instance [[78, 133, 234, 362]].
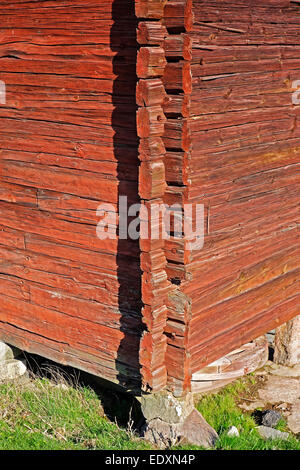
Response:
[[0, 323, 141, 392], [190, 295, 299, 374]]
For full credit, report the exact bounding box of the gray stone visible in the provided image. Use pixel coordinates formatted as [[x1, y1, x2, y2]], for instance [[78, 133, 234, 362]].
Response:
[[0, 342, 14, 361], [227, 426, 239, 437], [261, 410, 282, 428], [140, 391, 194, 425], [180, 409, 219, 448], [142, 409, 219, 449], [0, 342, 22, 361], [287, 400, 300, 434], [257, 426, 289, 441], [239, 400, 265, 412], [0, 359, 27, 382], [274, 316, 300, 366], [258, 376, 300, 404], [269, 363, 300, 378], [143, 418, 181, 449], [0, 342, 26, 382], [140, 391, 219, 449]]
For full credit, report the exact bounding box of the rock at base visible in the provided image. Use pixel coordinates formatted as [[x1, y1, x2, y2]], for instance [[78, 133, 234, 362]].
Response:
[[257, 426, 289, 441], [141, 391, 194, 425], [269, 363, 300, 378], [274, 316, 300, 367], [0, 341, 27, 382], [287, 400, 300, 435], [239, 400, 265, 412], [258, 375, 300, 404], [142, 409, 219, 449], [0, 342, 22, 362], [142, 418, 181, 449], [261, 410, 282, 428], [180, 409, 219, 448], [0, 359, 27, 382]]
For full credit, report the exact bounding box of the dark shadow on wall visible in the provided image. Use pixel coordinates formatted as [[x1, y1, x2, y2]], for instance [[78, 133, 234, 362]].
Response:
[[110, 0, 144, 394]]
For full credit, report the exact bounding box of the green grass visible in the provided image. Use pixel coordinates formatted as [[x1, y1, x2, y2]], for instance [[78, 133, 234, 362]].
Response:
[[191, 377, 300, 450], [0, 374, 150, 450], [0, 372, 299, 450]]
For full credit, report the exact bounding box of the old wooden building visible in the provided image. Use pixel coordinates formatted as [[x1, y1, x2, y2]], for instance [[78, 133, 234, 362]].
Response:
[[0, 0, 299, 397]]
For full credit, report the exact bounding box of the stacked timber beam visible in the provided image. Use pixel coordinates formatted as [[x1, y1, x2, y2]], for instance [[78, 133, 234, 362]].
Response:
[[135, 0, 195, 396], [162, 1, 194, 396], [136, 0, 170, 393]]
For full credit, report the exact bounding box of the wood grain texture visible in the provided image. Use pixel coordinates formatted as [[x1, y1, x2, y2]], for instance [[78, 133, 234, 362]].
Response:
[[0, 0, 299, 397], [0, 0, 143, 393], [136, 0, 170, 393], [170, 0, 300, 391]]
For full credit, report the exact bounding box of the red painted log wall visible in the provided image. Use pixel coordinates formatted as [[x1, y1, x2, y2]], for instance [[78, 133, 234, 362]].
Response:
[[0, 0, 144, 392], [0, 0, 299, 397], [162, 0, 300, 395]]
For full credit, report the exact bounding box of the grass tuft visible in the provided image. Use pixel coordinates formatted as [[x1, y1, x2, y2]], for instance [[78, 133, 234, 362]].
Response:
[[0, 373, 150, 450], [194, 377, 300, 451]]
